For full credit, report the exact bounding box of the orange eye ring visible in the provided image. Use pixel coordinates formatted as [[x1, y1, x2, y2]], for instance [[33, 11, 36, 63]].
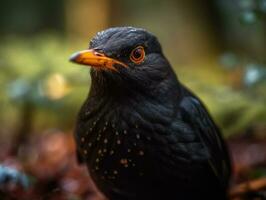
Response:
[[130, 46, 145, 64]]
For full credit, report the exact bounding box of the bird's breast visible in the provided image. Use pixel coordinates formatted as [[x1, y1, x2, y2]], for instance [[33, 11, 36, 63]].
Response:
[[75, 108, 162, 190], [75, 98, 197, 196]]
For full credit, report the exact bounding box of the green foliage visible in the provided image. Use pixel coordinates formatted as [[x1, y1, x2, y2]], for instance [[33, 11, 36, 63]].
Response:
[[178, 64, 266, 138], [0, 34, 90, 131], [238, 0, 266, 25]]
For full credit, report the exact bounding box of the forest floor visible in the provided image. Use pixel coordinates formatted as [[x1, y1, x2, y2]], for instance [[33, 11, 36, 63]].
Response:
[[0, 130, 266, 200]]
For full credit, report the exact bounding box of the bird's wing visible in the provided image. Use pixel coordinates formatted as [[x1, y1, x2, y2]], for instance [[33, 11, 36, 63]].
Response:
[[179, 95, 231, 188]]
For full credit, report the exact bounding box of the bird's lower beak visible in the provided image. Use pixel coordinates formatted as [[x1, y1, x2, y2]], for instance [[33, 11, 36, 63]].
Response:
[[69, 49, 127, 71]]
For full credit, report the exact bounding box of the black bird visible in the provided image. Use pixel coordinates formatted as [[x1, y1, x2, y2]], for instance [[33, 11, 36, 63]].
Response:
[[70, 27, 231, 200]]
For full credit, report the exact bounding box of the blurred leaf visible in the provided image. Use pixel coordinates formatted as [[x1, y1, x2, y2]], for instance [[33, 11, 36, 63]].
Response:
[[249, 168, 266, 179], [40, 73, 71, 100], [243, 64, 266, 87], [239, 10, 258, 25], [0, 165, 29, 189], [7, 79, 31, 102], [239, 0, 256, 9], [220, 52, 239, 70], [259, 0, 266, 12]]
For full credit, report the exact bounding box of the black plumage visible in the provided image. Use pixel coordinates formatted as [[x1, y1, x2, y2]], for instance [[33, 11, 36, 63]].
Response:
[[70, 27, 231, 200]]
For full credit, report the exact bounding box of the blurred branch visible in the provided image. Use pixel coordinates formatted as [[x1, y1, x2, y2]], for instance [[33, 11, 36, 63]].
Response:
[[10, 101, 34, 156], [230, 177, 266, 199], [65, 0, 110, 40]]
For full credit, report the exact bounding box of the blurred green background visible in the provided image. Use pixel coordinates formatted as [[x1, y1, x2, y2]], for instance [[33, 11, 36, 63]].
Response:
[[0, 0, 265, 147]]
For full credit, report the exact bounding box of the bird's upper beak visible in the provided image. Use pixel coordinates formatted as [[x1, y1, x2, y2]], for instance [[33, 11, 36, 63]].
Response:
[[69, 49, 127, 71]]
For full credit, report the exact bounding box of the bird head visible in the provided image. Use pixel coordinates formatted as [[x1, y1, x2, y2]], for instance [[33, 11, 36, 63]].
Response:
[[70, 27, 177, 93]]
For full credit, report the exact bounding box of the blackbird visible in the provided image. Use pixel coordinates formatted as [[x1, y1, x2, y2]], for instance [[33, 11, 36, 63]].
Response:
[[70, 27, 231, 200]]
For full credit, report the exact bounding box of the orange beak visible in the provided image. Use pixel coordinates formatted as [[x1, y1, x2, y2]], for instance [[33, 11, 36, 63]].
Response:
[[69, 49, 127, 71]]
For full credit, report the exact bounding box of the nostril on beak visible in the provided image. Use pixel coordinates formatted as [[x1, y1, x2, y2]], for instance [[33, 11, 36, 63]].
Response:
[[94, 52, 104, 57], [94, 47, 103, 51]]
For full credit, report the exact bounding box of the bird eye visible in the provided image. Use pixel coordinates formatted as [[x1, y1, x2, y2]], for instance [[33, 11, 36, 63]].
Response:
[[130, 46, 145, 64]]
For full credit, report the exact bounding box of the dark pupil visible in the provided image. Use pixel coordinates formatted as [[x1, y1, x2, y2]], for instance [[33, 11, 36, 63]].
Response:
[[133, 48, 142, 59]]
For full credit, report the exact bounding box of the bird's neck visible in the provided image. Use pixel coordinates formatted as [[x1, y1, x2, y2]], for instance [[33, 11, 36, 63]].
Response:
[[88, 70, 181, 107], [79, 70, 182, 134]]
